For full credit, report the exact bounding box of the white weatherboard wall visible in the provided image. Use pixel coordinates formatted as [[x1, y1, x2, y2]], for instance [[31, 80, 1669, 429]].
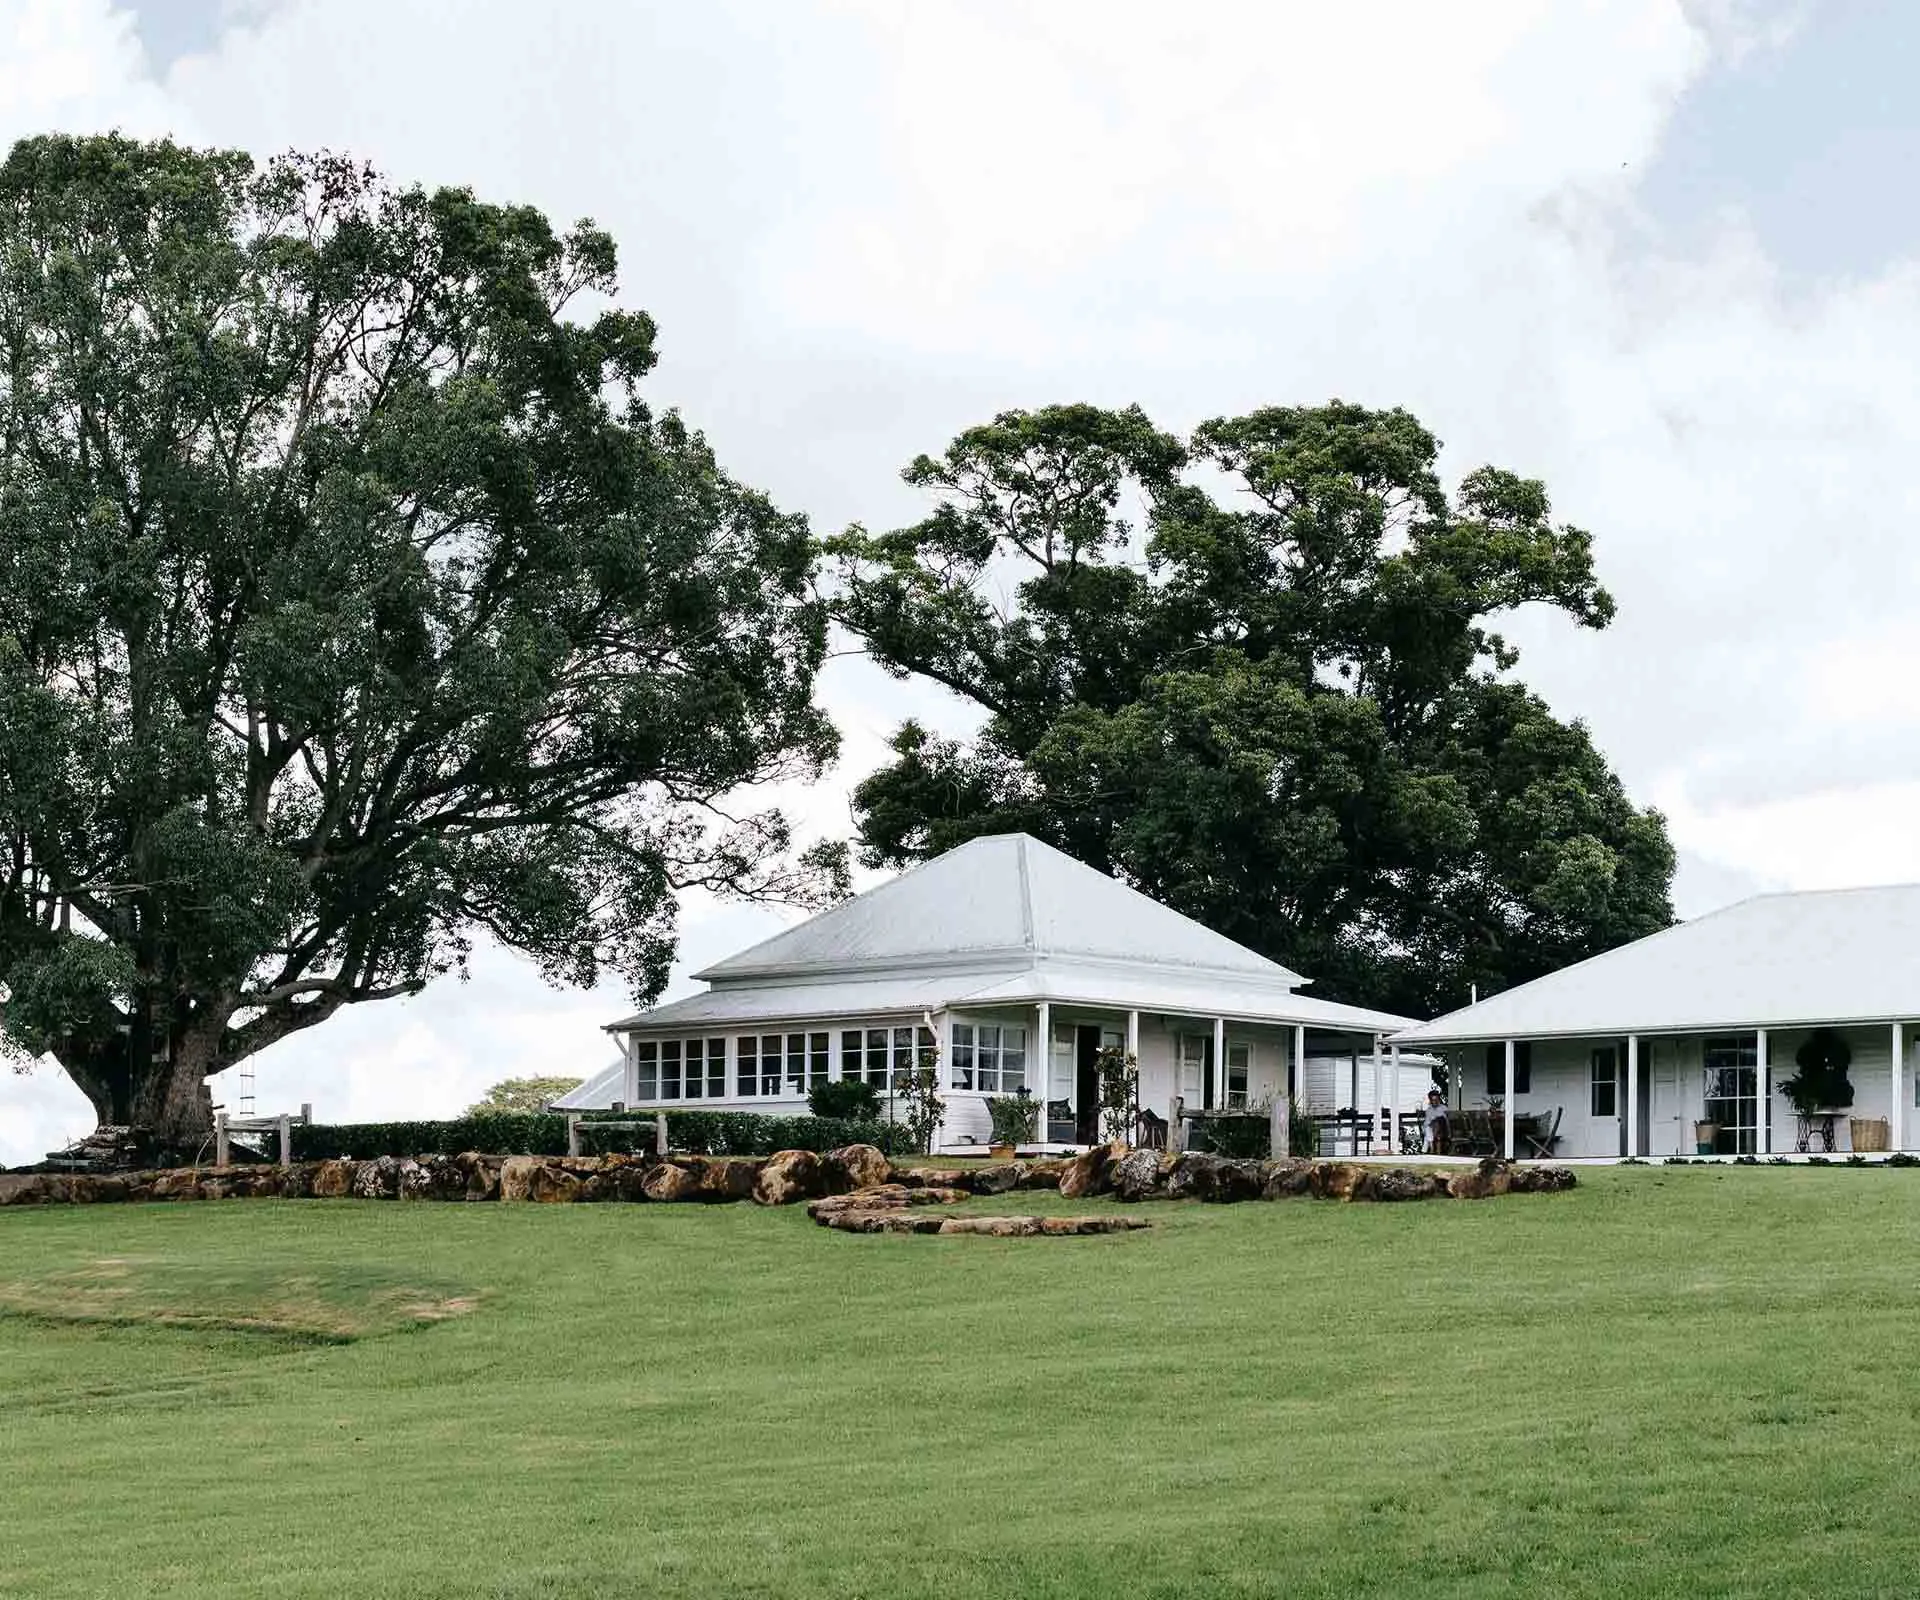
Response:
[[1449, 1025, 1915, 1158]]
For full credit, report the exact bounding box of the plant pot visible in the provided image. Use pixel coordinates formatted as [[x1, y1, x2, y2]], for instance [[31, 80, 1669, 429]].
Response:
[[988, 1143, 1015, 1161], [1693, 1119, 1719, 1154]]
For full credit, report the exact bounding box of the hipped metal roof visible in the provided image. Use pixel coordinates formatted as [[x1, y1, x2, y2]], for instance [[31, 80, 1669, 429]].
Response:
[[1395, 885, 1920, 1045], [608, 833, 1412, 1037]]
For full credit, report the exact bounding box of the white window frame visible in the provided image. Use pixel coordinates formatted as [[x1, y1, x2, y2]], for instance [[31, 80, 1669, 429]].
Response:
[[631, 1036, 728, 1103], [949, 1020, 1028, 1093], [1225, 1041, 1251, 1110]]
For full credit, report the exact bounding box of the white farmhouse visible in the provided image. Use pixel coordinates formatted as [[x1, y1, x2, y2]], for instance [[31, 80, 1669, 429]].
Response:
[[1394, 886, 1920, 1160], [570, 832, 1414, 1151]]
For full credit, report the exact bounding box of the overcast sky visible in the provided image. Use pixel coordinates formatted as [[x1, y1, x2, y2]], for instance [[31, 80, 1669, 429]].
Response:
[[5, 0, 1918, 1163]]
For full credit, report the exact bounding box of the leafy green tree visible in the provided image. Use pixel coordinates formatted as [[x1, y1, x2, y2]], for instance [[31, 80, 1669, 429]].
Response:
[[0, 135, 843, 1139], [831, 402, 1672, 1017], [465, 1076, 584, 1114]]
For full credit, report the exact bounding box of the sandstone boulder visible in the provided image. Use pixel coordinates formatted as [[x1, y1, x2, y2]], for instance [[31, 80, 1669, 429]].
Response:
[[806, 1184, 969, 1219], [823, 1143, 893, 1192], [691, 1157, 761, 1202], [819, 1209, 948, 1234], [498, 1156, 541, 1202], [1213, 1158, 1266, 1202], [754, 1149, 826, 1206], [1165, 1152, 1222, 1201], [641, 1162, 701, 1203], [1308, 1162, 1369, 1201], [1448, 1158, 1514, 1200], [1364, 1167, 1440, 1202], [969, 1162, 1022, 1195], [1057, 1143, 1117, 1200], [1260, 1159, 1315, 1199], [0, 1174, 53, 1205], [1108, 1148, 1169, 1201], [148, 1169, 204, 1201], [311, 1159, 357, 1199], [454, 1152, 502, 1201], [527, 1163, 581, 1203], [1510, 1164, 1576, 1194], [894, 1166, 972, 1189], [351, 1156, 407, 1199], [938, 1214, 1043, 1236], [1017, 1157, 1068, 1190], [1038, 1214, 1153, 1235]]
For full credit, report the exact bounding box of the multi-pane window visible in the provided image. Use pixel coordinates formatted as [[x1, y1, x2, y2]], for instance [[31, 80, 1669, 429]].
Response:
[[1177, 1036, 1207, 1102], [633, 1037, 726, 1102], [741, 1033, 830, 1096], [1225, 1042, 1251, 1110], [1590, 1046, 1619, 1118], [949, 1022, 1027, 1092]]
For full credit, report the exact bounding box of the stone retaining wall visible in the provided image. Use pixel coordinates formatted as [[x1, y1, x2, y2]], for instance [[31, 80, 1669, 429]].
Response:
[[0, 1146, 1573, 1209]]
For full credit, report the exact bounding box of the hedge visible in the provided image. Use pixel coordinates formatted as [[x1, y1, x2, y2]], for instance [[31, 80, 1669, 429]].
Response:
[[289, 1109, 912, 1162]]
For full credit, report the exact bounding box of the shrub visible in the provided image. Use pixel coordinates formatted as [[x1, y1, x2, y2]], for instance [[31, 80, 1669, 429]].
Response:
[[808, 1079, 882, 1121], [985, 1092, 1038, 1146], [1190, 1111, 1271, 1160], [291, 1110, 911, 1161]]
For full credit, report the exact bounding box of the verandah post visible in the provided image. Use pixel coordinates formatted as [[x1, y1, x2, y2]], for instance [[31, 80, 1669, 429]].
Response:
[[1212, 1017, 1226, 1114], [1893, 1021, 1906, 1153], [1036, 1000, 1052, 1149], [1626, 1034, 1640, 1159], [1757, 1028, 1770, 1156], [1390, 1044, 1402, 1156], [1371, 1035, 1385, 1154], [1293, 1024, 1306, 1105], [1502, 1040, 1516, 1160]]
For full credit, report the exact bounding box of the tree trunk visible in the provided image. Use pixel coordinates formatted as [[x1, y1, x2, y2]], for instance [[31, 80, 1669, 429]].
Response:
[[59, 1036, 215, 1145]]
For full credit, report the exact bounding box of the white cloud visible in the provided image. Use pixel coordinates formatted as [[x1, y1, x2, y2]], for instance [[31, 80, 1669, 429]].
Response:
[[3, 0, 1917, 1159]]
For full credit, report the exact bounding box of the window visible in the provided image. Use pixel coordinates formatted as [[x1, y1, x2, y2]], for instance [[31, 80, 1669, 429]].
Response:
[[948, 1022, 1026, 1092], [737, 1035, 783, 1097], [1177, 1035, 1207, 1102], [632, 1037, 726, 1102], [1226, 1042, 1251, 1110], [1590, 1046, 1619, 1118], [1485, 1041, 1532, 1096]]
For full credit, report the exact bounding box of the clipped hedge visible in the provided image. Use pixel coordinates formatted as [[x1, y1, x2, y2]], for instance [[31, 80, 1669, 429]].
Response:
[[289, 1109, 911, 1162]]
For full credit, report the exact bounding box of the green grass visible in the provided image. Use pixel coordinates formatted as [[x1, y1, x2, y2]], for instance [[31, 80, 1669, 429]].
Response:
[[6, 1169, 1920, 1597]]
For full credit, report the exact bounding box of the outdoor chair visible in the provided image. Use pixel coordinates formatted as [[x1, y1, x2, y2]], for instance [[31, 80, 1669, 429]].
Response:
[[1045, 1099, 1076, 1143], [1522, 1106, 1563, 1159], [1136, 1109, 1168, 1150]]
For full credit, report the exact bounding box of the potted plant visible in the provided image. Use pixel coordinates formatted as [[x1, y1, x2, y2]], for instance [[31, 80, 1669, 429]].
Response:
[[1693, 1118, 1719, 1155], [985, 1090, 1038, 1159], [1780, 1029, 1855, 1117]]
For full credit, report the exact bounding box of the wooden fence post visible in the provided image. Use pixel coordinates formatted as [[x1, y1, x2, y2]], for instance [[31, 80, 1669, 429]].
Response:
[[566, 1113, 582, 1158], [1170, 1095, 1186, 1153], [1270, 1096, 1290, 1162], [215, 1111, 229, 1168], [655, 1112, 668, 1156], [278, 1114, 292, 1168]]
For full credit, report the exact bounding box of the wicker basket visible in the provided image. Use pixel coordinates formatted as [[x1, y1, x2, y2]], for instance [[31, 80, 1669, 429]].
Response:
[[1850, 1116, 1890, 1153]]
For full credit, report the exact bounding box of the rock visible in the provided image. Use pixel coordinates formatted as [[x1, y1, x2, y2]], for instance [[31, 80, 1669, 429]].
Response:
[[823, 1143, 893, 1191], [1109, 1148, 1169, 1201], [0, 1174, 53, 1205], [690, 1157, 761, 1202], [1057, 1143, 1117, 1199], [895, 1166, 972, 1189], [1260, 1159, 1315, 1199], [1365, 1167, 1439, 1203], [817, 1209, 948, 1234], [613, 1161, 656, 1202], [1213, 1159, 1266, 1202], [1448, 1158, 1514, 1200], [351, 1155, 405, 1199], [527, 1163, 581, 1203], [1038, 1214, 1154, 1234], [938, 1215, 1044, 1236], [454, 1152, 502, 1201], [1165, 1152, 1221, 1201], [148, 1169, 204, 1201], [806, 1184, 969, 1219], [968, 1162, 1022, 1195], [1510, 1164, 1576, 1194], [751, 1150, 824, 1206], [279, 1165, 315, 1200], [311, 1159, 357, 1199], [641, 1162, 702, 1202], [1308, 1162, 1369, 1201], [498, 1156, 541, 1202], [1017, 1157, 1067, 1190]]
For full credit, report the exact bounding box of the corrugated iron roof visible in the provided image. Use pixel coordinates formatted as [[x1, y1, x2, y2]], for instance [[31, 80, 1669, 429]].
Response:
[[1394, 884, 1920, 1044], [694, 833, 1306, 986]]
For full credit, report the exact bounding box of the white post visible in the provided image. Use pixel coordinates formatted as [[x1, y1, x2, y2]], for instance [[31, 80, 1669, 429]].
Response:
[[1126, 1008, 1141, 1140], [1502, 1040, 1517, 1160], [1757, 1028, 1770, 1155], [215, 1111, 229, 1169], [1626, 1034, 1640, 1159], [567, 1113, 582, 1158], [1390, 1044, 1402, 1156], [654, 1112, 667, 1156], [1371, 1034, 1385, 1154], [1893, 1021, 1906, 1153], [278, 1114, 292, 1169], [300, 1102, 312, 1126], [1213, 1017, 1226, 1112], [1036, 1000, 1051, 1148], [1293, 1024, 1306, 1104]]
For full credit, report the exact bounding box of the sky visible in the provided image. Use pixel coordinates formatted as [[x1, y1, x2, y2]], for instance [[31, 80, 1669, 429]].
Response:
[[5, 0, 1920, 1162]]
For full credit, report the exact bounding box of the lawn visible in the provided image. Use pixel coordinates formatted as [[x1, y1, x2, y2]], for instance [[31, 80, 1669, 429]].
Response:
[[6, 1168, 1920, 1598]]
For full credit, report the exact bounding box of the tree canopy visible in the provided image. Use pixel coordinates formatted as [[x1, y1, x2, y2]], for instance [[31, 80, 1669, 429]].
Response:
[[830, 401, 1673, 1017], [466, 1076, 584, 1114], [0, 135, 842, 1138]]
